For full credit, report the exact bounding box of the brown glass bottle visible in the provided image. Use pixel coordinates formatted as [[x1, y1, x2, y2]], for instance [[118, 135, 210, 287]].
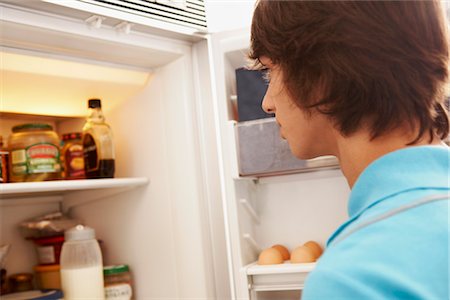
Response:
[[82, 99, 115, 179], [86, 159, 115, 178]]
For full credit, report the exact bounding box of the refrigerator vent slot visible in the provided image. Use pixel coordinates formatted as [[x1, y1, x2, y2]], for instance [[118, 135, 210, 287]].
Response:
[[83, 0, 207, 29]]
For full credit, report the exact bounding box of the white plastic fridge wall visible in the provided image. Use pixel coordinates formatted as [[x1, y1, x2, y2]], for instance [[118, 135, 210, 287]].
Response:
[[68, 55, 218, 299], [209, 29, 351, 299]]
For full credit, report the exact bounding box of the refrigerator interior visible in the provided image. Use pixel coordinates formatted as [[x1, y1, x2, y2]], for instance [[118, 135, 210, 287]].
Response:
[[0, 2, 227, 298], [208, 30, 351, 299]]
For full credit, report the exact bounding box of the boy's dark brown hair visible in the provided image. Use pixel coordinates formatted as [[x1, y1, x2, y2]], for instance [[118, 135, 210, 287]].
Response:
[[250, 0, 449, 143]]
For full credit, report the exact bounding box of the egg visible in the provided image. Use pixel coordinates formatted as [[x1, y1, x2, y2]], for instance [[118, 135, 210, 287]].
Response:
[[290, 245, 316, 263], [271, 244, 290, 260], [258, 247, 284, 265], [303, 241, 323, 259]]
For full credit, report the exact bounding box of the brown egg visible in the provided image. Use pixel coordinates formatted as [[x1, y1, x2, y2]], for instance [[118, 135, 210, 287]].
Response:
[[303, 241, 323, 259], [271, 244, 290, 260], [290, 245, 316, 263], [258, 248, 284, 265]]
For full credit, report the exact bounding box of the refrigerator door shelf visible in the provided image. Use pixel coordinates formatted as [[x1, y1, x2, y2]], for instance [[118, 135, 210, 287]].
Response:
[[244, 261, 316, 292], [235, 118, 339, 177]]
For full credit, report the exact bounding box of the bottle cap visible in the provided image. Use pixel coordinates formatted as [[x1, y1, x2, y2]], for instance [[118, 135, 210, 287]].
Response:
[[65, 225, 96, 241], [88, 99, 102, 109]]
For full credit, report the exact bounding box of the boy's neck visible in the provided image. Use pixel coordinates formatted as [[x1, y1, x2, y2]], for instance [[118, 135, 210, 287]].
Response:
[[334, 127, 442, 188]]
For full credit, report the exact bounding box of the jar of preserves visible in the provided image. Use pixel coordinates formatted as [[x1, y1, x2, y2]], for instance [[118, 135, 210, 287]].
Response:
[[61, 132, 85, 180], [103, 265, 132, 300], [8, 123, 62, 182]]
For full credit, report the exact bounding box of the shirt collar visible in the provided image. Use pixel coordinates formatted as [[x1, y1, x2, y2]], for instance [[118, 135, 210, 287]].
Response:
[[348, 145, 450, 219]]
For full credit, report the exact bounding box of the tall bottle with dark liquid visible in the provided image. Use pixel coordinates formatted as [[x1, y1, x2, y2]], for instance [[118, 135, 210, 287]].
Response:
[[82, 99, 115, 178]]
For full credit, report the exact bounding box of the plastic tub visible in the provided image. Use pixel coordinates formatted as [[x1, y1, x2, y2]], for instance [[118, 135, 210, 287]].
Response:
[[34, 265, 61, 290]]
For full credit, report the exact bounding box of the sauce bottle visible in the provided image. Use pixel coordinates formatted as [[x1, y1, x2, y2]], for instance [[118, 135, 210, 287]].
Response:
[[82, 99, 115, 178], [60, 225, 104, 299]]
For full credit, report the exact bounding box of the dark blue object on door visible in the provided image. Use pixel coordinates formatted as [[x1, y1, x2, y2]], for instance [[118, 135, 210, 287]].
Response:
[[236, 68, 274, 122]]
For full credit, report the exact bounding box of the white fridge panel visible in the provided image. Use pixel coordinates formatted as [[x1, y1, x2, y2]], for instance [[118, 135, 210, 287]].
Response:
[[255, 172, 349, 250]]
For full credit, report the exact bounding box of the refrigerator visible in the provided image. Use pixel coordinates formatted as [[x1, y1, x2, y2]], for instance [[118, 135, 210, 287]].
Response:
[[0, 1, 350, 299]]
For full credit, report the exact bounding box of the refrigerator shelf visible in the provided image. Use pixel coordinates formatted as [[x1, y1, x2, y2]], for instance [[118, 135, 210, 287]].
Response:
[[0, 177, 149, 211], [244, 261, 316, 292]]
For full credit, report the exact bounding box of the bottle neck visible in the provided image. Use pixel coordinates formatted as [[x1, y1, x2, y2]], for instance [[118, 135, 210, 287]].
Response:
[[87, 107, 105, 123]]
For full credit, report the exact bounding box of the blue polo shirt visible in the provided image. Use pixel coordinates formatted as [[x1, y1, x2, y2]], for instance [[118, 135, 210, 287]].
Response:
[[302, 145, 450, 300]]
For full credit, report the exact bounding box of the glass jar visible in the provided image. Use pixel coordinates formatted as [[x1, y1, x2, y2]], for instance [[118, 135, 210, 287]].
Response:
[[104, 265, 132, 300], [8, 123, 61, 182], [61, 132, 85, 180], [8, 273, 33, 293]]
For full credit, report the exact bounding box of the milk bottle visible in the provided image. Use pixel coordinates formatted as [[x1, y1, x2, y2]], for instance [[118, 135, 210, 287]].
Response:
[[60, 225, 104, 299]]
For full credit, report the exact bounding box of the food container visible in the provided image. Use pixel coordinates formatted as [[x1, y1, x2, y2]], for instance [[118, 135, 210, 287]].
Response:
[[0, 135, 9, 183], [61, 132, 85, 180], [8, 123, 61, 182], [8, 273, 33, 293], [32, 236, 64, 265], [104, 265, 132, 300], [34, 264, 61, 289]]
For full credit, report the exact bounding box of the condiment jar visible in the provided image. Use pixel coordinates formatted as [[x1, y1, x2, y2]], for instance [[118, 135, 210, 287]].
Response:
[[104, 265, 132, 300], [8, 123, 61, 182], [8, 273, 33, 293], [60, 225, 104, 300], [0, 136, 9, 183], [61, 133, 85, 180], [33, 235, 64, 265], [34, 264, 61, 290]]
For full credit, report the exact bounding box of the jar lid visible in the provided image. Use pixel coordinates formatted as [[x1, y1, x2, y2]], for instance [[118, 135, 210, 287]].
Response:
[[12, 123, 53, 133], [65, 225, 95, 241], [62, 132, 82, 141], [9, 273, 33, 282], [103, 264, 129, 276], [34, 264, 60, 273]]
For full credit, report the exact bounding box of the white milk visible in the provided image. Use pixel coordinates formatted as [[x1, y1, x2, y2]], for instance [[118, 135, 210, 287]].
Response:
[[61, 265, 105, 299]]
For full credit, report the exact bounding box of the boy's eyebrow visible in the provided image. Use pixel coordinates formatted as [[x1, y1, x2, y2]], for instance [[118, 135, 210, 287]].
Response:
[[246, 57, 266, 71]]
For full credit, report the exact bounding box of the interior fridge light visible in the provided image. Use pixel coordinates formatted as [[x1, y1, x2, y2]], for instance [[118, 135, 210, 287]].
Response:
[[1, 51, 151, 117]]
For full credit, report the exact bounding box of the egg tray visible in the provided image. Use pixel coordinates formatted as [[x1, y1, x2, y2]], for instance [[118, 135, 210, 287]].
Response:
[[243, 261, 316, 292]]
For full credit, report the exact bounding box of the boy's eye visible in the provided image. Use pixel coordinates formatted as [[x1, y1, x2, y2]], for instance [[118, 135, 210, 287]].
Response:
[[262, 68, 271, 84]]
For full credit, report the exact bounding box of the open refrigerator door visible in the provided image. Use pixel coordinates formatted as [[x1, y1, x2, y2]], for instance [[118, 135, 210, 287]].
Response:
[[207, 29, 351, 299]]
